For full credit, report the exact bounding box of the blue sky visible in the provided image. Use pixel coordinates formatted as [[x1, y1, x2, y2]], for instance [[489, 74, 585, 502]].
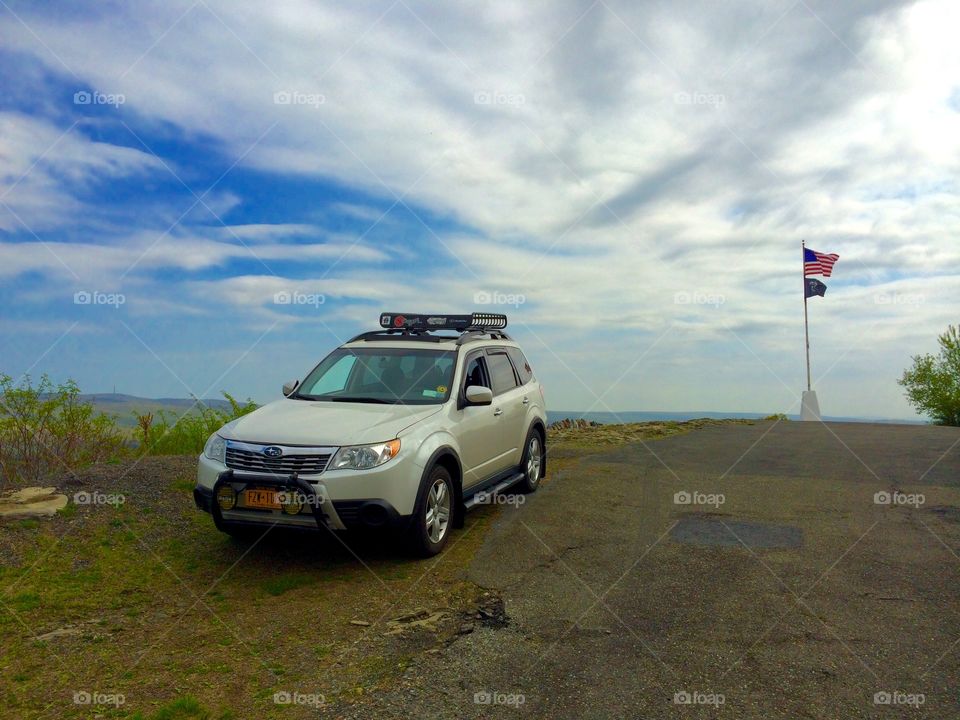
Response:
[[1, 0, 958, 419]]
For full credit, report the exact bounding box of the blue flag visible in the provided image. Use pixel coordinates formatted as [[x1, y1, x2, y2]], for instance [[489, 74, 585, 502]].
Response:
[[804, 277, 827, 299]]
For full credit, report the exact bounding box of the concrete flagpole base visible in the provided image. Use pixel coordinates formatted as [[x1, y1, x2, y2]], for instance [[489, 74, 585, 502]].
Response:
[[800, 390, 821, 421]]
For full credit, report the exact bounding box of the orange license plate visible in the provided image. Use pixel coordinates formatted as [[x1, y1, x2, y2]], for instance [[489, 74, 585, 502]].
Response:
[[243, 488, 280, 509]]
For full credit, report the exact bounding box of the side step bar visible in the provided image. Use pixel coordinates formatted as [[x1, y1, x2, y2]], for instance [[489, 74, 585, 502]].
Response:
[[463, 472, 525, 510]]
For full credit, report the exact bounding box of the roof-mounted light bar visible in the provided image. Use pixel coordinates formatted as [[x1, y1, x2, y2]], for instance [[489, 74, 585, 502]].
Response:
[[378, 312, 508, 331]]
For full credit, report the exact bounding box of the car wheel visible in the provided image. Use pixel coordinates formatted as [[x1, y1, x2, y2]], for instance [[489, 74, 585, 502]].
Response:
[[408, 465, 454, 557], [516, 428, 545, 493]]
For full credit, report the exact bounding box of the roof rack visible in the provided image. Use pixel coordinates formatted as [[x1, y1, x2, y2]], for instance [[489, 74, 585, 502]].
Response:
[[347, 312, 512, 344], [379, 312, 507, 331]]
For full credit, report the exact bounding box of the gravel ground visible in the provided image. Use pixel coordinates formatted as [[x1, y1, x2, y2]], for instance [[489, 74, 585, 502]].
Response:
[[330, 420, 960, 719]]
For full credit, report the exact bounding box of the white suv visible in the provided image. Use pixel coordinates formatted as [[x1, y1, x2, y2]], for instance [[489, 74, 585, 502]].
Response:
[[194, 312, 547, 556]]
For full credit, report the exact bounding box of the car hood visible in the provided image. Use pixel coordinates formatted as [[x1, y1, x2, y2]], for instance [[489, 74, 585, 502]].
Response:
[[220, 398, 442, 446]]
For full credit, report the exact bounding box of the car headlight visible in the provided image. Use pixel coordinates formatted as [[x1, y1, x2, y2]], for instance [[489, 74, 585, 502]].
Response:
[[330, 439, 400, 470], [203, 433, 226, 464]]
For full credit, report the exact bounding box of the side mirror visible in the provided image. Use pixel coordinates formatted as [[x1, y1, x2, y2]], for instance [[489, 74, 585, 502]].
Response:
[[464, 385, 493, 406], [282, 379, 300, 397]]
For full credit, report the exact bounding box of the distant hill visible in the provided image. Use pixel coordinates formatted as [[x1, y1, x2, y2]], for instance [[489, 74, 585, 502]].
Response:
[[81, 393, 236, 427]]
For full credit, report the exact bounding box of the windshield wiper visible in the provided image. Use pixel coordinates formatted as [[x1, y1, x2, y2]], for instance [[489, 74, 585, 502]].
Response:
[[289, 393, 316, 401], [328, 397, 395, 404]]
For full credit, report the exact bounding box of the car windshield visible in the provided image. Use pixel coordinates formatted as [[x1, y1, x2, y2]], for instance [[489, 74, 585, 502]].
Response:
[[294, 347, 457, 405]]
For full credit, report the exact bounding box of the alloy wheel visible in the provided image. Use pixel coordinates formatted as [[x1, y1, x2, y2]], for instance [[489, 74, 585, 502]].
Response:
[[425, 477, 451, 544]]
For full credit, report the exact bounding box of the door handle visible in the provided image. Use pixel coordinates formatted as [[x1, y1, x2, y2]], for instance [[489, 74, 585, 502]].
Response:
[[522, 397, 530, 404], [493, 408, 503, 416]]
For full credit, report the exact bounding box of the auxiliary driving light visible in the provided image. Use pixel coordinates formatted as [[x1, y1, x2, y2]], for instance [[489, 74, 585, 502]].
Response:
[[279, 490, 303, 515], [216, 485, 236, 511]]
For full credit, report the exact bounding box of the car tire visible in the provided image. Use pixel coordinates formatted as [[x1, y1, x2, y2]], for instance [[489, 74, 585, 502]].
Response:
[[408, 465, 454, 557], [516, 427, 545, 493]]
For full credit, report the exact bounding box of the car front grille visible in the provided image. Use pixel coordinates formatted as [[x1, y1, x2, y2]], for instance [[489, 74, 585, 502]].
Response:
[[225, 442, 333, 475]]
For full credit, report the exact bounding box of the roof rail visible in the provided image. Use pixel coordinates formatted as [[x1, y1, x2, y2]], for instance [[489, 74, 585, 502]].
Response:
[[347, 328, 455, 343], [455, 328, 512, 345]]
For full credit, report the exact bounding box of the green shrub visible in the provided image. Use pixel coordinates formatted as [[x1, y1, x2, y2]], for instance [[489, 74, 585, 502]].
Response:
[[0, 373, 127, 484], [137, 392, 258, 456], [899, 325, 960, 425], [0, 373, 260, 482]]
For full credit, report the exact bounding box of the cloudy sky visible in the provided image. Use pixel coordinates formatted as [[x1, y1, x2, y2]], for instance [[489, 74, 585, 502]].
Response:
[[1, 0, 957, 420]]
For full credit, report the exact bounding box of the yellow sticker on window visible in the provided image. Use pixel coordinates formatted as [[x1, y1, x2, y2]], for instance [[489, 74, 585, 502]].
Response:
[[436, 385, 447, 393]]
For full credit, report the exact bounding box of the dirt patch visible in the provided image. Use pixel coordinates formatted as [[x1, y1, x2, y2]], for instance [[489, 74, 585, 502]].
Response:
[[383, 608, 450, 636]]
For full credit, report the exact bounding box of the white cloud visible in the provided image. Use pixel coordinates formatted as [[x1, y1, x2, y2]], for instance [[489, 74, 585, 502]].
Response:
[[0, 112, 163, 231], [2, 0, 958, 417]]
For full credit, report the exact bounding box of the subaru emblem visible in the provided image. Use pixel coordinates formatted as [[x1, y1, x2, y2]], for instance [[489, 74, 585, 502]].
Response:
[[263, 446, 283, 458]]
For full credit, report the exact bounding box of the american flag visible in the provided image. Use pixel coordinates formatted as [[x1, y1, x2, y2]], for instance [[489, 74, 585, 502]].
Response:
[[804, 248, 839, 277]]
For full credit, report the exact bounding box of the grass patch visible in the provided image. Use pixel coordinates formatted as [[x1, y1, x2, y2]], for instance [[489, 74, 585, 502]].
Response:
[[171, 478, 195, 493], [1, 455, 508, 718], [131, 696, 216, 720], [56, 503, 78, 519], [261, 572, 317, 597], [9, 592, 40, 612]]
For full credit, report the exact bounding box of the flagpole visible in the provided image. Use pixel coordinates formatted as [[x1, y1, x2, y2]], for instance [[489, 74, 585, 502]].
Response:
[[802, 239, 811, 392]]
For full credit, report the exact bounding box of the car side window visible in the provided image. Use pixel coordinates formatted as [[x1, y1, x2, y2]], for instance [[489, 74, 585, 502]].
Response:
[[462, 355, 488, 392], [486, 351, 518, 396], [507, 347, 533, 385]]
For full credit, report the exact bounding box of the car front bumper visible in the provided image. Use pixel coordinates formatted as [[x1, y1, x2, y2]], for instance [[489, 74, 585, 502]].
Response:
[[196, 452, 419, 532]]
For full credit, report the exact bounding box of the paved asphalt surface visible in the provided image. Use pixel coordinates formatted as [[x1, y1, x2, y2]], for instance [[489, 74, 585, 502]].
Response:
[[344, 421, 960, 719]]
